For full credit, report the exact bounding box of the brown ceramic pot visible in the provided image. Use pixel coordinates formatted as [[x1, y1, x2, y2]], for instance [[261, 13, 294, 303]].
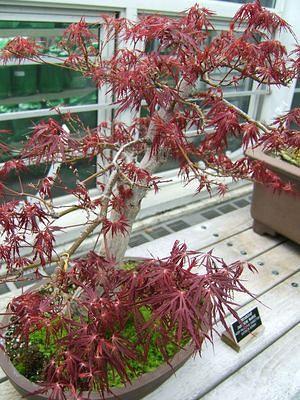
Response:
[[0, 276, 195, 400], [246, 147, 300, 245]]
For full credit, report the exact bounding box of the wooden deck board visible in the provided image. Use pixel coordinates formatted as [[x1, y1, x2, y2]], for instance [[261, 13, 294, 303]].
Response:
[[0, 381, 20, 400], [126, 206, 253, 258], [227, 240, 300, 306], [202, 324, 300, 400], [201, 227, 284, 264], [143, 272, 300, 400], [0, 206, 299, 399]]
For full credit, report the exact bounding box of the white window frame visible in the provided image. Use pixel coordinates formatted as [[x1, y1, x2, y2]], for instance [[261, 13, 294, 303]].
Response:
[[137, 12, 270, 183], [0, 0, 293, 218], [0, 5, 117, 205]]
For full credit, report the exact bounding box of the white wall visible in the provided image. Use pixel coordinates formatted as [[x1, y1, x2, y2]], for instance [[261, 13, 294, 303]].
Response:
[[259, 0, 300, 123], [0, 0, 242, 16]]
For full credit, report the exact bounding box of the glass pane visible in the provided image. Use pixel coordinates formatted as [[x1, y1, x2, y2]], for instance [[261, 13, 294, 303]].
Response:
[[1, 163, 52, 204], [227, 95, 250, 113], [140, 106, 149, 118], [51, 156, 97, 198], [226, 96, 250, 153], [0, 20, 99, 54], [0, 110, 98, 159], [214, 0, 276, 7], [292, 91, 300, 108], [0, 64, 97, 112], [0, 110, 98, 201], [0, 157, 97, 203], [0, 115, 44, 159], [290, 92, 300, 131], [0, 20, 100, 201], [196, 72, 253, 94], [0, 19, 98, 111]]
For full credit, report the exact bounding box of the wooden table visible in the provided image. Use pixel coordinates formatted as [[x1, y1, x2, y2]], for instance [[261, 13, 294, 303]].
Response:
[[1, 207, 299, 399]]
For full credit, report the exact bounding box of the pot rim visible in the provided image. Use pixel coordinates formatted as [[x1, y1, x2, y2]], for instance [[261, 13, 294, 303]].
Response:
[[0, 329, 194, 400], [245, 145, 300, 181]]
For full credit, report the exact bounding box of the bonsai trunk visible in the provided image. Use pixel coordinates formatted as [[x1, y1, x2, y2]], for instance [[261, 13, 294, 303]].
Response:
[[102, 83, 193, 263], [103, 187, 147, 263], [103, 149, 167, 263]]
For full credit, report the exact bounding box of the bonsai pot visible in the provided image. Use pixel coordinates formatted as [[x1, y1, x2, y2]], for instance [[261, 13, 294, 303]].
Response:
[[0, 274, 195, 400], [0, 327, 193, 400], [246, 147, 300, 245]]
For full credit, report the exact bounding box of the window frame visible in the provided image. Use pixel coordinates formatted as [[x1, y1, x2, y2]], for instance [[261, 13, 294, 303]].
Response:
[[139, 16, 270, 180], [0, 0, 290, 214], [0, 5, 116, 204]]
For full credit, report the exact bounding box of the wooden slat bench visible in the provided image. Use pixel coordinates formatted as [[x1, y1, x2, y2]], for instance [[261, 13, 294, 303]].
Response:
[[1, 206, 299, 399]]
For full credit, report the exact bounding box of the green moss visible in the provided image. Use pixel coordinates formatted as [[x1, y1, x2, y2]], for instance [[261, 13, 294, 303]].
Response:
[[121, 260, 138, 270], [280, 148, 300, 167], [7, 263, 186, 389], [6, 323, 67, 383], [7, 306, 187, 389], [107, 307, 186, 387], [29, 326, 66, 359]]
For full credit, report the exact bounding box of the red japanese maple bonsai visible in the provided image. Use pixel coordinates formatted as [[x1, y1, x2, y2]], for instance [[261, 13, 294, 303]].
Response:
[[0, 1, 299, 399]]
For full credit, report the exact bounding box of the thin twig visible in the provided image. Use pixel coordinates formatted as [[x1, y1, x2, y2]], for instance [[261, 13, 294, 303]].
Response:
[[202, 73, 270, 133]]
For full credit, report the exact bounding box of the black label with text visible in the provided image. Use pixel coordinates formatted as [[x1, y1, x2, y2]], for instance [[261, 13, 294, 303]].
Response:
[[232, 307, 262, 343]]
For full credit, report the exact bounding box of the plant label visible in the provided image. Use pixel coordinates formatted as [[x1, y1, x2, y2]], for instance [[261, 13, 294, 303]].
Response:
[[222, 307, 264, 352], [231, 307, 262, 343]]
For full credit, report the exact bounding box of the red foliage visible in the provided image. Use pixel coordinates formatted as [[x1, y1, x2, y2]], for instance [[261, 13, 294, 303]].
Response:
[[39, 177, 55, 199], [33, 226, 60, 266], [242, 123, 260, 149], [64, 18, 97, 45], [230, 0, 292, 36], [0, 159, 27, 178], [6, 244, 256, 398], [102, 214, 129, 237], [22, 118, 78, 162], [1, 37, 41, 63], [0, 1, 299, 398]]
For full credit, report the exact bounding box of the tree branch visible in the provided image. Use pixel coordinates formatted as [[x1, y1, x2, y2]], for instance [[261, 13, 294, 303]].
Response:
[[202, 73, 270, 133]]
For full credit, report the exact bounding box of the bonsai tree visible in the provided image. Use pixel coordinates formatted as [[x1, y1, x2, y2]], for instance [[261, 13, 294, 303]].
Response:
[[0, 1, 299, 399]]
